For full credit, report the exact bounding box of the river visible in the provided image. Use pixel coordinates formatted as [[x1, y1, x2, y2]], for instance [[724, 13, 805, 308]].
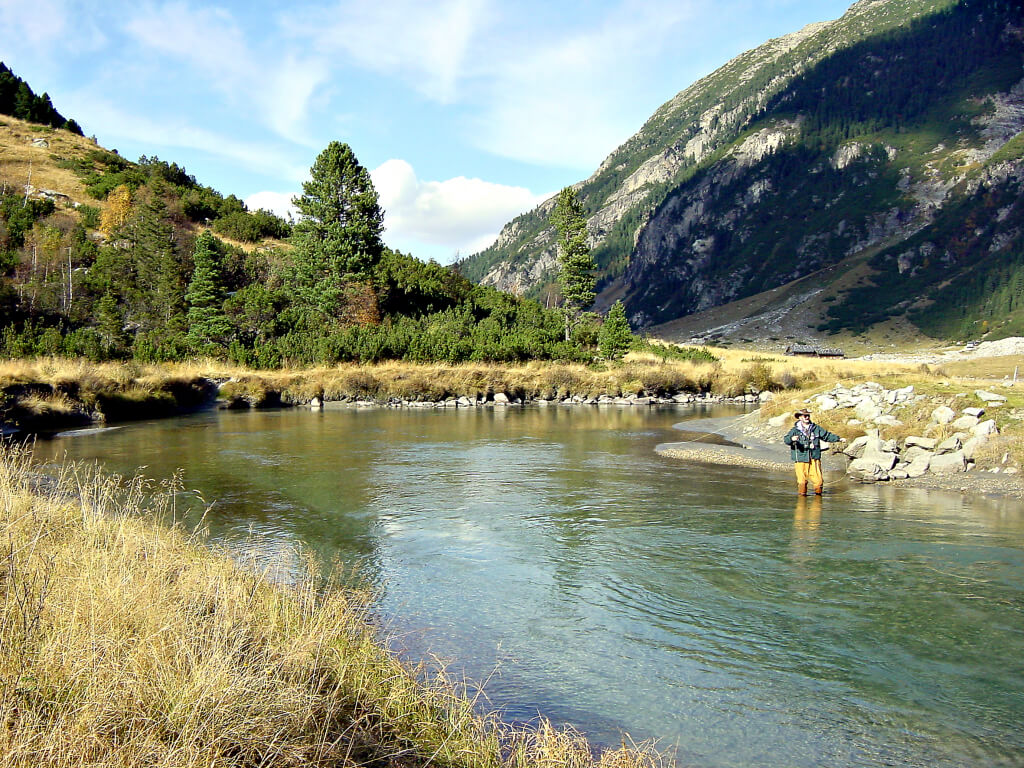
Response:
[[34, 404, 1024, 768]]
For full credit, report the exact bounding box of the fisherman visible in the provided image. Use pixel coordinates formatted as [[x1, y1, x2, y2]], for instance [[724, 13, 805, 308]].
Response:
[[783, 409, 844, 496]]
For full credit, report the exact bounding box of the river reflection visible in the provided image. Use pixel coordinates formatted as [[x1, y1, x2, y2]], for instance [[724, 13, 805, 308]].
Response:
[[34, 405, 1024, 768]]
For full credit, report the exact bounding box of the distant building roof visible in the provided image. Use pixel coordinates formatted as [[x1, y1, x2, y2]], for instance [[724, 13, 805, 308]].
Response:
[[785, 344, 845, 357]]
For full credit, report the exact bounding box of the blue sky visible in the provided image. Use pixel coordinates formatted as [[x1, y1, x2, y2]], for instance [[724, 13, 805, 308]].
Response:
[[1, 0, 854, 263]]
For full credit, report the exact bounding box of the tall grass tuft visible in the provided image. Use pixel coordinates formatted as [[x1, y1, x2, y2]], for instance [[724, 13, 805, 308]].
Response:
[[0, 445, 667, 768]]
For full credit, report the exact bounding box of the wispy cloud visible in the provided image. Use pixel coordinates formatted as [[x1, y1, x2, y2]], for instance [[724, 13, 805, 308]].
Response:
[[371, 159, 545, 260], [122, 2, 328, 145], [465, 0, 699, 168], [282, 0, 490, 104], [59, 96, 309, 185]]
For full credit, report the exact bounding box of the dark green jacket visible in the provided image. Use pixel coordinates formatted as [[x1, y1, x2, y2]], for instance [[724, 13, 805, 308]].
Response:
[[784, 422, 840, 462]]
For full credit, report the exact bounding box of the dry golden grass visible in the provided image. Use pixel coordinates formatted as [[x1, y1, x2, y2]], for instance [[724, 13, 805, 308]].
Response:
[[0, 117, 98, 205], [0, 444, 666, 768]]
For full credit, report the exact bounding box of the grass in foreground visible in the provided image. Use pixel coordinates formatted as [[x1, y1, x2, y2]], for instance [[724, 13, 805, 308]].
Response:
[[0, 444, 665, 768]]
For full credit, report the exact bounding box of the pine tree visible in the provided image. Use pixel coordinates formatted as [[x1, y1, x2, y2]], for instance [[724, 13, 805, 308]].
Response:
[[550, 187, 595, 341], [289, 141, 384, 323], [598, 300, 633, 360], [185, 231, 231, 356]]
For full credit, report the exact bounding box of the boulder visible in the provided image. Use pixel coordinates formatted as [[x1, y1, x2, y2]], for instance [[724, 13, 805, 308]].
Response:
[[457, 396, 473, 407], [493, 392, 510, 404], [855, 400, 883, 422], [875, 415, 903, 426], [951, 414, 980, 430], [931, 406, 956, 424], [975, 390, 1008, 403], [904, 435, 937, 450], [902, 445, 931, 463], [929, 451, 967, 474], [905, 453, 932, 478], [817, 395, 840, 411], [758, 391, 774, 402], [848, 458, 890, 481], [962, 436, 986, 460], [844, 435, 871, 458], [972, 419, 999, 437], [963, 407, 985, 417], [935, 436, 962, 455]]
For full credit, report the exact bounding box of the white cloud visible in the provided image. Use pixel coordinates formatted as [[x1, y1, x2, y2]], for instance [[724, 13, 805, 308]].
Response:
[[286, 0, 490, 103], [371, 159, 545, 261], [122, 2, 328, 145], [467, 1, 698, 168], [245, 191, 298, 220]]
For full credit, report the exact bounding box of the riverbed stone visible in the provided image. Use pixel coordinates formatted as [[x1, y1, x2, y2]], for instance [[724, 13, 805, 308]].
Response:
[[905, 453, 932, 478], [849, 458, 889, 481], [929, 451, 967, 474], [493, 392, 510, 404], [931, 406, 956, 424], [844, 435, 870, 458], [935, 436, 962, 455]]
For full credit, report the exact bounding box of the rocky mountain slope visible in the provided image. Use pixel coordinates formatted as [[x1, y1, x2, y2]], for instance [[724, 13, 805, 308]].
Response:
[[457, 0, 1024, 345]]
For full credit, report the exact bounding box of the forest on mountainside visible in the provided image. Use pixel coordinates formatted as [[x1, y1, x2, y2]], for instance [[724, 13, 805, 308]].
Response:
[[0, 63, 82, 136]]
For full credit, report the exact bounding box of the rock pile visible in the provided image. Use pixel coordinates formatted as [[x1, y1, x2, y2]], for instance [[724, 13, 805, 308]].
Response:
[[805, 381, 1009, 482]]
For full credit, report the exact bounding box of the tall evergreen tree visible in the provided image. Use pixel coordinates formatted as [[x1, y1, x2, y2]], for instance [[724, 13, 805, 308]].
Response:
[[550, 187, 596, 341], [289, 141, 384, 323], [598, 300, 633, 360], [185, 231, 231, 356]]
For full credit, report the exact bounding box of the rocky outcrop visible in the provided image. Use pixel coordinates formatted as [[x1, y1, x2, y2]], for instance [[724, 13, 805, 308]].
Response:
[[804, 381, 1013, 482]]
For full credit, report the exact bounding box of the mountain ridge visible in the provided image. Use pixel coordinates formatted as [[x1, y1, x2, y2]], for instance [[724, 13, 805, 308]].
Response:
[[457, 0, 1024, 346]]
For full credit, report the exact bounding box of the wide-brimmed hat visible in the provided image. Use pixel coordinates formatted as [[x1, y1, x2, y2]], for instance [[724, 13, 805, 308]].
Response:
[[793, 408, 812, 418]]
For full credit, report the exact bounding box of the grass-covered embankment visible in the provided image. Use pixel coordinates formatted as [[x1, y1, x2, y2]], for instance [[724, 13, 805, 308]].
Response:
[[0, 444, 663, 767], [0, 352, 779, 432]]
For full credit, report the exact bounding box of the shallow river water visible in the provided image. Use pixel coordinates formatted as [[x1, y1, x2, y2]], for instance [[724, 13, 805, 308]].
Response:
[[35, 404, 1024, 768]]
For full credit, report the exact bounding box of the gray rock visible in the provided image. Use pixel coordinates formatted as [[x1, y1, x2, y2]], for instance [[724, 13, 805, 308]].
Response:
[[929, 451, 967, 474], [951, 414, 980, 430], [962, 436, 987, 460], [817, 396, 839, 411], [493, 392, 510, 404], [905, 454, 932, 478], [855, 400, 883, 422], [875, 415, 903, 426], [889, 469, 909, 480], [935, 436, 962, 455], [457, 396, 473, 407], [768, 414, 789, 427], [902, 446, 932, 463], [931, 406, 956, 424], [758, 391, 774, 402], [975, 390, 1008, 403], [849, 458, 889, 481], [844, 435, 870, 458], [963, 407, 985, 417], [972, 419, 999, 437], [904, 435, 936, 450]]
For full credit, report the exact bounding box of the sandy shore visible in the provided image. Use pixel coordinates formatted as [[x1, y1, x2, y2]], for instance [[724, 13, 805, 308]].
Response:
[[658, 411, 1024, 500]]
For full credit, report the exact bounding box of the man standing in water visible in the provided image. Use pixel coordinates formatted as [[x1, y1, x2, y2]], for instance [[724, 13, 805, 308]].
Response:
[[784, 409, 843, 496]]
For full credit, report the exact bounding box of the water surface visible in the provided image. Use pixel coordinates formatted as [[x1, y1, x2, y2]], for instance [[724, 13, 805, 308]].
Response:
[[36, 405, 1024, 768]]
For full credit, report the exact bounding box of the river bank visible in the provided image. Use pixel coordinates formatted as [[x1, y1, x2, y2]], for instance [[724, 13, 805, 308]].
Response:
[[0, 443, 663, 768], [658, 410, 1024, 500]]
